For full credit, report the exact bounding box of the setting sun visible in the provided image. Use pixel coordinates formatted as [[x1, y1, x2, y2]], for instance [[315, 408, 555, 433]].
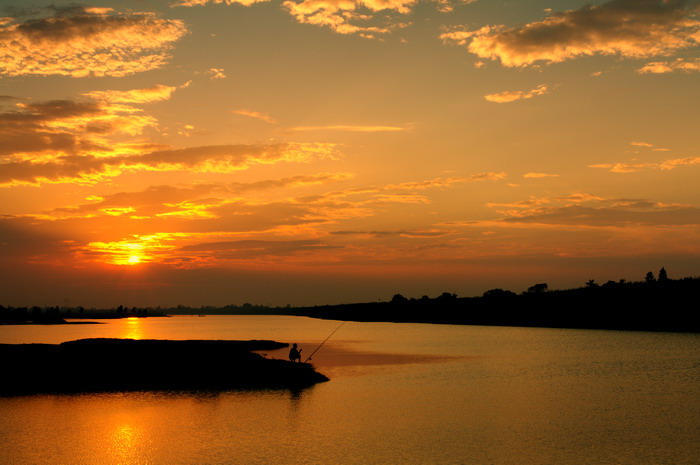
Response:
[[127, 256, 141, 265]]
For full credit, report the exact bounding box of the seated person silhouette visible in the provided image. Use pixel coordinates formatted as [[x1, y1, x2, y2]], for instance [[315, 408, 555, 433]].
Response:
[[289, 343, 302, 363]]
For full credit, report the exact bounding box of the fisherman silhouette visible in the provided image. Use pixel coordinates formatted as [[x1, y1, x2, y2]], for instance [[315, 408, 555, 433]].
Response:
[[289, 343, 302, 363]]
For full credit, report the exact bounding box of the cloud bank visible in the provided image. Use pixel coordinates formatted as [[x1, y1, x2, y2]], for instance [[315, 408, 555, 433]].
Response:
[[0, 6, 187, 77], [441, 0, 700, 67]]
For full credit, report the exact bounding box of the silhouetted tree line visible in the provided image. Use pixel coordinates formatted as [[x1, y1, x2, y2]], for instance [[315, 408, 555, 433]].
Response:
[[0, 305, 167, 324], [291, 268, 700, 332], [3, 268, 697, 332], [165, 303, 295, 315]]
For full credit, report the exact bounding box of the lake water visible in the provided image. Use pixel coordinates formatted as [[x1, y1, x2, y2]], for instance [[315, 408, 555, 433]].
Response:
[[1, 315, 699, 464]]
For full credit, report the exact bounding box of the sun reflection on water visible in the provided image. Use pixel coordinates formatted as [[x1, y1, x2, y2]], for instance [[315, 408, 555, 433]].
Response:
[[124, 317, 144, 340], [109, 422, 148, 465]]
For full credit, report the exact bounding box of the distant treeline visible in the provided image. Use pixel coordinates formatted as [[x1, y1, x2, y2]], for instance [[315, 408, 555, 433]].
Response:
[[0, 302, 291, 324], [291, 269, 700, 333], [0, 305, 168, 324], [3, 268, 699, 332]]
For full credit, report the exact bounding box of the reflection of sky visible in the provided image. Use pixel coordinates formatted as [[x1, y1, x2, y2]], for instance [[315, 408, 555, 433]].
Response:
[[124, 317, 144, 340]]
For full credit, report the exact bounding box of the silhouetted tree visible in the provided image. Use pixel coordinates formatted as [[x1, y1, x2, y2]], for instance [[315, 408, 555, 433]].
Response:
[[645, 271, 655, 283], [586, 279, 598, 287], [658, 267, 669, 281], [438, 292, 457, 300], [391, 294, 408, 304], [483, 289, 516, 298], [527, 283, 548, 293]]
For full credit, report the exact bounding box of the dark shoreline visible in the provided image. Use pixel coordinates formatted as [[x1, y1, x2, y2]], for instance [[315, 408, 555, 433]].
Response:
[[0, 338, 329, 396], [291, 277, 700, 333]]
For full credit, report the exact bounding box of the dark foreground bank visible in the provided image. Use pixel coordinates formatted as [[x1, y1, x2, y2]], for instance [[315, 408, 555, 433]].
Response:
[[0, 339, 328, 396]]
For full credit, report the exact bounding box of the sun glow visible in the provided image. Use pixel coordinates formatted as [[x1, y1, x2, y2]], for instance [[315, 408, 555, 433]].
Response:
[[81, 233, 189, 266]]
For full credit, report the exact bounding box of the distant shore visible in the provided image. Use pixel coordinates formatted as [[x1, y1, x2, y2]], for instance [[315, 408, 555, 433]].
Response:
[[292, 276, 700, 333], [3, 273, 698, 333]]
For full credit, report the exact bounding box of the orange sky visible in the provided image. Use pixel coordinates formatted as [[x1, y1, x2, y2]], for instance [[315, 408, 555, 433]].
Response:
[[1, 0, 699, 307]]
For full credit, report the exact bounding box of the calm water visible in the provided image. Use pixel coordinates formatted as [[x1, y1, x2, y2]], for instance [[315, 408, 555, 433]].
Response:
[[1, 316, 699, 464]]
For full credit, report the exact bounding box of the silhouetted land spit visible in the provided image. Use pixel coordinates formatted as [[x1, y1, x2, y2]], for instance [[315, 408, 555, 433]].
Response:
[[0, 339, 329, 396], [292, 276, 700, 333]]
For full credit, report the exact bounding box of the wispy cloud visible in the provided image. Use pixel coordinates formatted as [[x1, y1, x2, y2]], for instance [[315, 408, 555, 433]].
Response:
[[207, 68, 227, 79], [484, 84, 549, 103], [1, 143, 340, 187], [488, 193, 700, 227], [0, 6, 187, 77], [637, 57, 700, 74], [233, 109, 277, 124], [290, 124, 409, 132], [628, 141, 670, 152], [591, 156, 700, 173], [441, 0, 700, 67], [172, 0, 269, 6], [523, 172, 559, 178], [50, 173, 354, 219], [83, 82, 190, 104], [386, 173, 507, 190]]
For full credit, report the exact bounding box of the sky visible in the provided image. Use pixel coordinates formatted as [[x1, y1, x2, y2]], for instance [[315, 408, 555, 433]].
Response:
[[1, 0, 699, 308]]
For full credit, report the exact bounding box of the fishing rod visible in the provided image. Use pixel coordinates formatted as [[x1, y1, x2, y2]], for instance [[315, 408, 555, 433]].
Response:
[[303, 321, 346, 363]]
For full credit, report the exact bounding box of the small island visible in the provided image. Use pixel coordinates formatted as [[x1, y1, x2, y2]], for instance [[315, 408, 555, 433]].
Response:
[[0, 338, 329, 396]]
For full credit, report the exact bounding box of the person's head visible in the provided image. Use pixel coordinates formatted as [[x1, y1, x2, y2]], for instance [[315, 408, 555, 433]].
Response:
[[292, 343, 297, 348]]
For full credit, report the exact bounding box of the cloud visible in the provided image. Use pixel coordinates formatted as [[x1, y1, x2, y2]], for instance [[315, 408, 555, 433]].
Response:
[[0, 143, 340, 186], [50, 173, 353, 219], [637, 57, 700, 73], [441, 0, 700, 67], [386, 172, 507, 190], [233, 109, 277, 123], [173, 0, 418, 37], [83, 83, 189, 104], [630, 141, 655, 148], [290, 124, 409, 132], [0, 98, 151, 161], [484, 84, 549, 103], [0, 86, 341, 186], [0, 6, 187, 77], [172, 0, 270, 6], [591, 156, 700, 173], [0, 84, 189, 162], [207, 68, 227, 79], [502, 204, 700, 227], [523, 172, 559, 178], [179, 239, 339, 259], [282, 0, 415, 36], [330, 229, 450, 237], [488, 193, 700, 226]]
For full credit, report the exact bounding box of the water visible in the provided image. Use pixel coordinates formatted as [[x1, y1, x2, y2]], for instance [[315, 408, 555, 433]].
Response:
[[1, 316, 699, 464]]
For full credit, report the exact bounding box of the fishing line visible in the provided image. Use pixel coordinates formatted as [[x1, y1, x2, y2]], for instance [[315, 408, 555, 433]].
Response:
[[303, 321, 346, 363]]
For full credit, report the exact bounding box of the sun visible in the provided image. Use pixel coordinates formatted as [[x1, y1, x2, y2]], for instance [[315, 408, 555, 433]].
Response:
[[127, 255, 142, 264]]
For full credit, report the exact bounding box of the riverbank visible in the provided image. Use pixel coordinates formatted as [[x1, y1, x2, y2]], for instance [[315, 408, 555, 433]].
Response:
[[0, 338, 329, 395]]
